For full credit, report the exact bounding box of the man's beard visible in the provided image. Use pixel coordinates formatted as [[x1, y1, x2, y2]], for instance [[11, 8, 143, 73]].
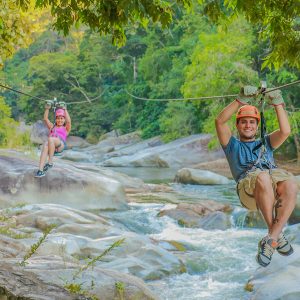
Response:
[[240, 132, 256, 141]]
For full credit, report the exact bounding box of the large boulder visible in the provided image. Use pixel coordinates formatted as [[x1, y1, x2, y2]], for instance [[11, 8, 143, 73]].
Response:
[[158, 201, 232, 229], [247, 244, 300, 300], [0, 203, 184, 287], [30, 120, 49, 144], [65, 136, 90, 149], [96, 131, 142, 150], [0, 258, 158, 300], [0, 155, 128, 210], [102, 136, 163, 160], [193, 158, 233, 179], [102, 134, 224, 168], [174, 168, 232, 185]]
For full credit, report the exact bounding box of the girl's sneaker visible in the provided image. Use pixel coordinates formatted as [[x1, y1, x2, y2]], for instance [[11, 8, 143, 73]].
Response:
[[35, 170, 45, 178], [43, 163, 53, 172]]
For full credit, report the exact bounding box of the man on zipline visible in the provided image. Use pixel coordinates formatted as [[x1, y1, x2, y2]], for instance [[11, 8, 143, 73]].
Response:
[[215, 86, 298, 267]]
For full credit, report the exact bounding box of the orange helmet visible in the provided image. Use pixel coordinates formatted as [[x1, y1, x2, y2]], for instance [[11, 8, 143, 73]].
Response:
[[236, 105, 260, 123]]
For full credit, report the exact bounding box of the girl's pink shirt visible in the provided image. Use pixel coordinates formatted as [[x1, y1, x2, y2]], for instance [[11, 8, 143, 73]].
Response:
[[49, 126, 68, 141]]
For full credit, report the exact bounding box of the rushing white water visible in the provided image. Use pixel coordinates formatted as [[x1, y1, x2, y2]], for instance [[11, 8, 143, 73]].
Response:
[[99, 167, 275, 299], [148, 219, 262, 300], [102, 181, 267, 300]]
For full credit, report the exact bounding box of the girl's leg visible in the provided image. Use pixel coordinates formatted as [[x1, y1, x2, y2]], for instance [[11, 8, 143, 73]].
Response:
[[48, 137, 64, 164], [38, 142, 49, 171]]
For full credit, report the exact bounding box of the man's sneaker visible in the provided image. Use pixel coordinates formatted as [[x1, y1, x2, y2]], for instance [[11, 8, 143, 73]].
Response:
[[256, 236, 278, 267], [34, 170, 45, 178], [277, 232, 294, 256], [43, 163, 53, 172]]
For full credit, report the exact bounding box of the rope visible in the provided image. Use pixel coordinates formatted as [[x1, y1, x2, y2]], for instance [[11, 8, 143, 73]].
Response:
[[0, 83, 47, 101], [126, 79, 300, 102]]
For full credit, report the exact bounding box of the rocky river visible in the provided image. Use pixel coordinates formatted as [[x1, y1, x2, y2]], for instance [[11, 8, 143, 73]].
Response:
[[0, 130, 300, 300]]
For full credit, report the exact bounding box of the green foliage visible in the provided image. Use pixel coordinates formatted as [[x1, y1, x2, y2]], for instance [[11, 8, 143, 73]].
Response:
[[0, 96, 32, 148], [0, 210, 31, 239], [199, 0, 300, 70], [27, 0, 191, 46], [63, 238, 125, 300], [115, 282, 125, 300], [19, 224, 56, 266], [72, 238, 125, 280], [64, 283, 99, 300], [182, 17, 258, 147], [0, 1, 50, 66], [1, 0, 299, 73], [159, 101, 198, 142]]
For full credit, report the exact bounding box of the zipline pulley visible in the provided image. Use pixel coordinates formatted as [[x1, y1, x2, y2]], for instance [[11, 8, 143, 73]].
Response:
[[45, 97, 67, 111]]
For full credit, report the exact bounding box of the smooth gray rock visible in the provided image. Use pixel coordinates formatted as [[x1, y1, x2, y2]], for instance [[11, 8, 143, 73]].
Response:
[[102, 134, 224, 168], [174, 168, 231, 185], [0, 155, 128, 210], [65, 136, 90, 149], [0, 257, 158, 300], [3, 204, 184, 282], [248, 244, 300, 300], [30, 121, 49, 144], [158, 201, 232, 229]]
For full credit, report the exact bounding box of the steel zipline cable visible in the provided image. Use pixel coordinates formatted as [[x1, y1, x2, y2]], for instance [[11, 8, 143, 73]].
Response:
[[125, 79, 300, 102], [1, 79, 300, 105], [0, 82, 106, 105], [0, 82, 46, 101]]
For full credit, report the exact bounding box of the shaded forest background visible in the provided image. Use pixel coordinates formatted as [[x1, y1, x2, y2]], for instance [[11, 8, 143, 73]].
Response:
[[0, 1, 299, 159]]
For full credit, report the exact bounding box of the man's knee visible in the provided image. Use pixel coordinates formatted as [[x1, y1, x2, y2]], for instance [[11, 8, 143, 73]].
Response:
[[277, 180, 298, 197], [255, 172, 272, 189]]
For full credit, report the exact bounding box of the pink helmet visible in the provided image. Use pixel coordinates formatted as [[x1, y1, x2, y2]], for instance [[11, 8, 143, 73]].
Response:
[[55, 109, 65, 118]]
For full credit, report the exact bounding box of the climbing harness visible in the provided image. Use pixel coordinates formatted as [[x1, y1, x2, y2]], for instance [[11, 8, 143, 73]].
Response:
[[244, 82, 277, 176]]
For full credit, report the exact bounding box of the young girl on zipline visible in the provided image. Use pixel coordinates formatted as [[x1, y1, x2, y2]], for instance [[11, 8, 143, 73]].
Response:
[[35, 103, 71, 178]]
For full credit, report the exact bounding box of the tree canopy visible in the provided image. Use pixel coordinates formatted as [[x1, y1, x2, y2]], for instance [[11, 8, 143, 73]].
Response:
[[1, 0, 299, 69]]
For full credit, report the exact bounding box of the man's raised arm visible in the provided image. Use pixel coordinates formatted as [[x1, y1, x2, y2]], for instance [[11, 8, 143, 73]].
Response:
[[266, 90, 291, 149], [215, 100, 241, 147]]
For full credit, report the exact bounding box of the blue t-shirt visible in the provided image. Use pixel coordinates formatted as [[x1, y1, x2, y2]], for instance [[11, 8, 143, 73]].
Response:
[[223, 135, 276, 182]]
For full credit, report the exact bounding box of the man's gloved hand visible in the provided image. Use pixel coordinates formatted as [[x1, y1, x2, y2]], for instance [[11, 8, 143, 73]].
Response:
[[265, 89, 284, 106], [237, 85, 258, 104]]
